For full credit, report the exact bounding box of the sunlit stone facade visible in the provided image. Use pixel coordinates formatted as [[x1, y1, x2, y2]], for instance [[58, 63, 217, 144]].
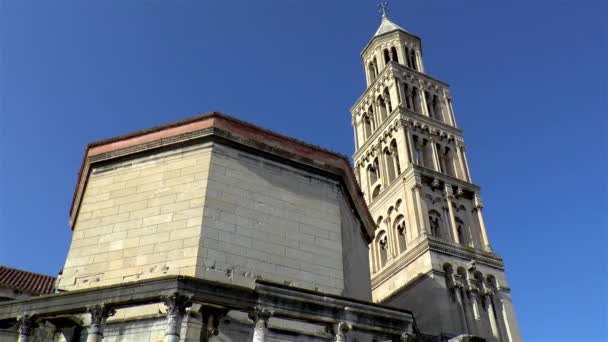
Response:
[[351, 13, 521, 341]]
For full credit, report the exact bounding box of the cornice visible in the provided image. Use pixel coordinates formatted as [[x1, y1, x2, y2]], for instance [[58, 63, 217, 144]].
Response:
[[351, 62, 451, 115], [411, 164, 480, 193], [353, 109, 402, 161], [371, 236, 504, 289], [69, 113, 375, 242]]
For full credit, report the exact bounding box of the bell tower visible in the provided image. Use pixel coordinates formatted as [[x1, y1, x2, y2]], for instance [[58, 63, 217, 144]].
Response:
[[351, 6, 521, 341]]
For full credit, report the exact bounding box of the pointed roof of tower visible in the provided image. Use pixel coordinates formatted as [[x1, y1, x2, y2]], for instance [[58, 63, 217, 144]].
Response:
[[374, 15, 408, 37]]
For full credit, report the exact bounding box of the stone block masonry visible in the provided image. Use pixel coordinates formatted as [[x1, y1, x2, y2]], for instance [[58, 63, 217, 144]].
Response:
[[58, 143, 213, 291], [200, 143, 347, 294], [60, 139, 370, 298]]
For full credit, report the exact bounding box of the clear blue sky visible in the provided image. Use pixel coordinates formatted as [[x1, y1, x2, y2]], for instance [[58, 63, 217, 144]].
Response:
[[1, 0, 606, 340]]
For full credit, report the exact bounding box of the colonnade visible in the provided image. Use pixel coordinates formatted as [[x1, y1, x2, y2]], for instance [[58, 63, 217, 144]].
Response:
[[444, 266, 513, 342]]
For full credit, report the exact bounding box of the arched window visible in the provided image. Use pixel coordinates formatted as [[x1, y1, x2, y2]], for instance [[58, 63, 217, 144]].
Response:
[[429, 210, 442, 238], [403, 83, 414, 111], [383, 89, 392, 113], [404, 46, 412, 68], [368, 164, 378, 185], [439, 146, 455, 177], [368, 106, 376, 131], [390, 46, 399, 63], [384, 148, 396, 182], [378, 97, 388, 121], [425, 91, 434, 117], [433, 95, 444, 122], [377, 231, 389, 267], [413, 135, 423, 166], [372, 184, 382, 200], [383, 49, 391, 64], [410, 49, 418, 71], [455, 217, 472, 247], [363, 114, 372, 139], [394, 215, 407, 253], [412, 86, 422, 113], [368, 62, 376, 83]]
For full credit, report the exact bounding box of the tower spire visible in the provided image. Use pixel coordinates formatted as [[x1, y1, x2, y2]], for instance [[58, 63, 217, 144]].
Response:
[[378, 1, 389, 18]]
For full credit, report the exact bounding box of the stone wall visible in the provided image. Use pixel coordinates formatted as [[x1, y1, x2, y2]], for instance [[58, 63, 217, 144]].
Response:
[[199, 143, 363, 296], [58, 143, 213, 290]]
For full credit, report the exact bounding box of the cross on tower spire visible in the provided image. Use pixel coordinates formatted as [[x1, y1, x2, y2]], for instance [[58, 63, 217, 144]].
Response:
[[378, 1, 389, 18]]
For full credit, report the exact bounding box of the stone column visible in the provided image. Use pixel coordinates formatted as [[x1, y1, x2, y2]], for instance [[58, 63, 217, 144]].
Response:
[[404, 124, 416, 164], [378, 145, 390, 187], [411, 178, 428, 237], [17, 315, 35, 342], [396, 80, 406, 107], [415, 50, 424, 73], [329, 321, 351, 342], [429, 137, 441, 172], [353, 117, 360, 149], [474, 193, 492, 252], [467, 284, 482, 335], [452, 279, 470, 335], [200, 307, 227, 342], [418, 85, 429, 116], [461, 144, 472, 181], [456, 142, 471, 182], [394, 124, 410, 170], [444, 185, 460, 244], [162, 292, 193, 342], [492, 294, 512, 342], [86, 304, 115, 342], [482, 286, 502, 342], [249, 307, 271, 342]]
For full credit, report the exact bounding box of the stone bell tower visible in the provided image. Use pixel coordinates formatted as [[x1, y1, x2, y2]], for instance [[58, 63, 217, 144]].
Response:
[[351, 7, 521, 341]]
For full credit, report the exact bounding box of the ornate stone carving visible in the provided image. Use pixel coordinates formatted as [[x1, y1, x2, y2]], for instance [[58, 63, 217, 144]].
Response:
[[329, 321, 352, 342], [249, 307, 272, 342], [17, 315, 35, 338], [86, 303, 115, 341], [162, 292, 193, 339]]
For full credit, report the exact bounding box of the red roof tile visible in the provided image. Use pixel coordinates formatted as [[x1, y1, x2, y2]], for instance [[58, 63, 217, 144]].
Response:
[[0, 266, 55, 296]]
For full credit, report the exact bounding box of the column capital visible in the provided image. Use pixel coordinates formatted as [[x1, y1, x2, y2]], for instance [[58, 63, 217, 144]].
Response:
[[329, 321, 352, 342], [398, 332, 418, 342], [474, 193, 484, 209], [17, 315, 35, 337], [162, 292, 193, 317], [248, 307, 272, 326], [86, 303, 115, 341], [86, 303, 115, 326], [444, 184, 454, 199], [430, 179, 441, 189]]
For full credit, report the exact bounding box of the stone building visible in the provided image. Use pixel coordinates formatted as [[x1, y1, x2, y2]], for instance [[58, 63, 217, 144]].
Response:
[[0, 9, 520, 342], [350, 12, 521, 342]]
